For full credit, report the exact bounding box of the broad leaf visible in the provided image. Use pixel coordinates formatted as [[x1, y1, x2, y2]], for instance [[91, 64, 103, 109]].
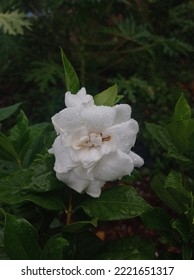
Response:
[[20, 122, 53, 167], [172, 218, 190, 243], [94, 84, 118, 106], [0, 159, 19, 177], [0, 132, 19, 164], [151, 173, 190, 214], [41, 236, 69, 260], [168, 119, 194, 154], [145, 122, 177, 152], [0, 170, 65, 210], [173, 93, 191, 122], [3, 212, 41, 259], [0, 102, 22, 122], [78, 186, 150, 221], [60, 48, 80, 93], [9, 110, 29, 152]]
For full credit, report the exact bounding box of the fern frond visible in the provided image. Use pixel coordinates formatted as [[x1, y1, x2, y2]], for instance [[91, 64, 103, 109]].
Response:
[[25, 61, 64, 92], [0, 10, 31, 35]]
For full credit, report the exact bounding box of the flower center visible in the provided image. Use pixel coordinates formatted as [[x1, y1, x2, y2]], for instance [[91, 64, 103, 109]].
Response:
[[72, 132, 111, 150]]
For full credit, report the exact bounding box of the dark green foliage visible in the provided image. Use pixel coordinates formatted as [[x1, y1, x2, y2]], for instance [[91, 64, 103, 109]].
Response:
[[145, 94, 194, 259], [1, 0, 194, 123]]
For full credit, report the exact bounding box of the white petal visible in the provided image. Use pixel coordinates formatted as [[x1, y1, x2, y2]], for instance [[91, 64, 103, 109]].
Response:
[[93, 151, 134, 181], [73, 165, 92, 180], [51, 107, 84, 145], [129, 151, 144, 167], [114, 104, 132, 124], [105, 119, 139, 153], [80, 105, 116, 133], [100, 135, 118, 155], [56, 170, 89, 193], [65, 87, 94, 108], [86, 180, 105, 198], [69, 146, 101, 168], [51, 136, 76, 173]]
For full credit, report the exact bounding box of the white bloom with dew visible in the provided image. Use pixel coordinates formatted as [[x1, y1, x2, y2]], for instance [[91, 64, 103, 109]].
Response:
[[49, 87, 144, 197]]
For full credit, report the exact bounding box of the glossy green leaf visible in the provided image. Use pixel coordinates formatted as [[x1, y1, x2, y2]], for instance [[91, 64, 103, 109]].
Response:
[[4, 212, 41, 260], [172, 218, 190, 243], [94, 84, 118, 106], [96, 236, 155, 260], [79, 186, 150, 221], [168, 119, 194, 153], [9, 110, 29, 151], [20, 122, 52, 168], [145, 122, 177, 152], [25, 154, 63, 192], [0, 132, 20, 163], [0, 170, 65, 210], [0, 159, 19, 177], [0, 102, 22, 122], [62, 219, 98, 233], [151, 173, 190, 214], [60, 47, 80, 93], [173, 93, 191, 122], [41, 236, 69, 260]]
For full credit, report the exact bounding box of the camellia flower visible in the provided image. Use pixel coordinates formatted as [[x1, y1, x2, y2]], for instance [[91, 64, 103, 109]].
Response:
[[49, 87, 144, 197]]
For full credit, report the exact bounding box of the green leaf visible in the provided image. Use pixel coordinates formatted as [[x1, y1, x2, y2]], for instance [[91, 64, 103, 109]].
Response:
[[96, 236, 155, 260], [145, 122, 177, 152], [167, 151, 191, 162], [20, 123, 53, 167], [141, 207, 171, 231], [94, 84, 118, 106], [172, 218, 190, 243], [0, 170, 65, 211], [0, 102, 22, 122], [115, 94, 124, 103], [173, 93, 191, 122], [78, 186, 150, 221], [151, 173, 190, 214], [168, 119, 194, 154], [0, 132, 20, 164], [60, 47, 80, 93], [26, 154, 64, 192], [3, 212, 41, 260], [41, 236, 69, 260], [0, 159, 19, 177], [62, 219, 98, 233], [9, 110, 29, 151]]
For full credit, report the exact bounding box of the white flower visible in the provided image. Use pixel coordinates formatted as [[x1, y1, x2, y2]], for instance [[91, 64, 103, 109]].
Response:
[[49, 87, 144, 197]]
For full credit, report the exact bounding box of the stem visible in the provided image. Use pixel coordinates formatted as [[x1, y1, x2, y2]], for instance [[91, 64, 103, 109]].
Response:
[[65, 190, 73, 225]]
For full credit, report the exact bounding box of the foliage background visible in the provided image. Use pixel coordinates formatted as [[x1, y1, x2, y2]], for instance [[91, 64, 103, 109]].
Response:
[[0, 0, 194, 260]]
